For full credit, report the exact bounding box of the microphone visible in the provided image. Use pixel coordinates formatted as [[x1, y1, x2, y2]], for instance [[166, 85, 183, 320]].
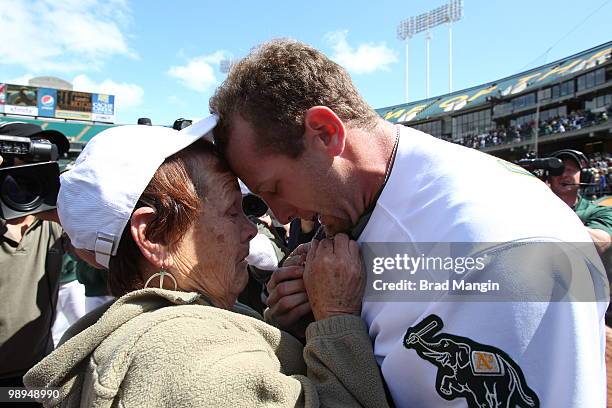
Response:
[[517, 157, 564, 176]]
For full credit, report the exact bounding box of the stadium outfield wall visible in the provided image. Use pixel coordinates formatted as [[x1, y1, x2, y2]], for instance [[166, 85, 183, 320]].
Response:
[[377, 41, 611, 160]]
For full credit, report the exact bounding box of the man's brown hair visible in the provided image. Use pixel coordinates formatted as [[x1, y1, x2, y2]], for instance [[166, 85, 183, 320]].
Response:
[[209, 39, 379, 158], [107, 140, 229, 296]]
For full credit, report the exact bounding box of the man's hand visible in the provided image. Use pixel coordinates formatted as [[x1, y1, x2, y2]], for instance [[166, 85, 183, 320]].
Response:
[[264, 242, 313, 337], [303, 233, 365, 321], [265, 266, 312, 331]]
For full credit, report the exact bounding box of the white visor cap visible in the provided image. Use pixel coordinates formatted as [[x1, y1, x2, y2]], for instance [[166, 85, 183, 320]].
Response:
[[58, 115, 218, 268]]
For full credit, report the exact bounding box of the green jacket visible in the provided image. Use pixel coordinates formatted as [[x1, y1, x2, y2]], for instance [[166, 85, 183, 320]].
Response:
[[573, 195, 612, 235], [59, 254, 77, 284], [75, 260, 110, 297], [24, 288, 389, 407]]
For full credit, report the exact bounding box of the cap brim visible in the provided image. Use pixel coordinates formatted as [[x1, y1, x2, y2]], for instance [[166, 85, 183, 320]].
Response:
[[553, 152, 582, 167]]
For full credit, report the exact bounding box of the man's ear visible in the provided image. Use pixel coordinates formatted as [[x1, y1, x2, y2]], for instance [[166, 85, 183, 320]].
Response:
[[303, 106, 346, 157], [130, 207, 169, 269]]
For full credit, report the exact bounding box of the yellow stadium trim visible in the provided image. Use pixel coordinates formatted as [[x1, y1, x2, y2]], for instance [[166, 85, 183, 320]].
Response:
[[75, 126, 91, 141]]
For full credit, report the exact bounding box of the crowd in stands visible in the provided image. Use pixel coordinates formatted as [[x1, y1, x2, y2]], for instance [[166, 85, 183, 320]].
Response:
[[455, 106, 611, 150], [584, 151, 612, 197]]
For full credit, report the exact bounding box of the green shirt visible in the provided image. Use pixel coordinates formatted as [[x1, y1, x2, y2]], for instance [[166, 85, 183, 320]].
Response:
[[573, 195, 612, 235], [75, 260, 110, 297], [60, 253, 78, 284], [0, 219, 64, 379]]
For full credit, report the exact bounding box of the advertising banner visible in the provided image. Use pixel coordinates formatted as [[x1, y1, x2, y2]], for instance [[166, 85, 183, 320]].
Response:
[[56, 90, 92, 120], [37, 88, 57, 118], [91, 93, 115, 122], [4, 84, 38, 116]]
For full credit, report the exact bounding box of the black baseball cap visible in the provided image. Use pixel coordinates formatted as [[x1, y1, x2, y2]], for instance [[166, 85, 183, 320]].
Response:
[[0, 122, 70, 156], [550, 149, 588, 169]]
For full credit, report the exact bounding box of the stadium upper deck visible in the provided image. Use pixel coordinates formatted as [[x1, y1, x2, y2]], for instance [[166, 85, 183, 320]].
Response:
[[377, 41, 611, 160], [2, 42, 610, 162]]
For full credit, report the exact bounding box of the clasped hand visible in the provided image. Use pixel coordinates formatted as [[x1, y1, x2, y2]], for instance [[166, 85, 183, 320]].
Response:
[[265, 233, 365, 336]]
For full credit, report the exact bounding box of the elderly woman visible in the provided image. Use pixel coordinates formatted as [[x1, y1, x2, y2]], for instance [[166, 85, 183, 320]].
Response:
[[24, 118, 388, 407]]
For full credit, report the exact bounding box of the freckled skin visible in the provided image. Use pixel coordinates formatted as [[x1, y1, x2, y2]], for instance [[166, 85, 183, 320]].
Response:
[[169, 169, 257, 309]]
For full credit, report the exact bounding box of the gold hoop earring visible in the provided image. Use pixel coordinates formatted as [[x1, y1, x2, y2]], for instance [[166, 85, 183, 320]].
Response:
[[144, 268, 178, 291]]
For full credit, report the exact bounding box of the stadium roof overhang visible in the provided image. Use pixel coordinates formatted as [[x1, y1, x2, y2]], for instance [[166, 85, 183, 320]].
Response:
[[377, 41, 612, 124]]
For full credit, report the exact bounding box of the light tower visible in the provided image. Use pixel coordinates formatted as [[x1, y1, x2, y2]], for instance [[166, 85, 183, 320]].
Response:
[[219, 58, 233, 74], [397, 0, 463, 102]]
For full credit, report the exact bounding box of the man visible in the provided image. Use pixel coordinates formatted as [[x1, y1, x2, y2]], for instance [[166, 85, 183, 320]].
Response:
[[0, 194, 63, 394], [0, 207, 64, 406], [548, 149, 612, 329], [0, 123, 70, 396], [548, 149, 612, 255], [209, 39, 607, 407]]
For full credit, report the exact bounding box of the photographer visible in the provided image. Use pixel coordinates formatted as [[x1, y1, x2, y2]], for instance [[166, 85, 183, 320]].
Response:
[[0, 123, 68, 393], [547, 150, 612, 330], [548, 149, 612, 255]]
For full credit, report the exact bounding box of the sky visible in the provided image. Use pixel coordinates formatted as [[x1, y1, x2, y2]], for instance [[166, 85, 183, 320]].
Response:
[[1, 0, 611, 125]]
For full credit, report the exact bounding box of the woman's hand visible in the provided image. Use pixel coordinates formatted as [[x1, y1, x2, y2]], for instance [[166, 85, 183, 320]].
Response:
[[282, 241, 311, 267], [303, 233, 364, 321]]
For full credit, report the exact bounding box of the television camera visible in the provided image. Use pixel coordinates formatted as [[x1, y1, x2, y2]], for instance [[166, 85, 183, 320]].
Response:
[[0, 122, 69, 220]]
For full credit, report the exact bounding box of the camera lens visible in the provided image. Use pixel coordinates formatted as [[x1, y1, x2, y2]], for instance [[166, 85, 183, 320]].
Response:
[[1, 174, 43, 211], [242, 194, 268, 218]]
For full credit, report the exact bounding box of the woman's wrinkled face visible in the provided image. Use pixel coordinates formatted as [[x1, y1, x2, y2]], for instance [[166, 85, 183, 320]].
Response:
[[170, 170, 257, 309]]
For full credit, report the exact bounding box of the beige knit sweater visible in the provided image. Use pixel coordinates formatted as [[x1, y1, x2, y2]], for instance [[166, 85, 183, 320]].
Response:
[[24, 288, 389, 407]]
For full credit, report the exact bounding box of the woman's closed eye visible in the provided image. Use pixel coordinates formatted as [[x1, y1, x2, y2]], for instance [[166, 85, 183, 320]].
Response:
[[226, 201, 242, 218]]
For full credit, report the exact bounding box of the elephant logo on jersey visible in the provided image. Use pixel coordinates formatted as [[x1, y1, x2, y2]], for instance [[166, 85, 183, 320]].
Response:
[[404, 315, 539, 408]]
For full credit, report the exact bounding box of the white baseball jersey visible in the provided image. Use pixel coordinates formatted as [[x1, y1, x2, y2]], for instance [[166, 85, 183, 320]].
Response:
[[359, 126, 607, 408]]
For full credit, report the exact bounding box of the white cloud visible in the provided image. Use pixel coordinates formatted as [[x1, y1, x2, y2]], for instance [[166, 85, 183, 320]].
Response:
[[5, 74, 35, 86], [167, 51, 227, 93], [0, 0, 136, 72], [72, 74, 144, 112], [325, 31, 397, 74]]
